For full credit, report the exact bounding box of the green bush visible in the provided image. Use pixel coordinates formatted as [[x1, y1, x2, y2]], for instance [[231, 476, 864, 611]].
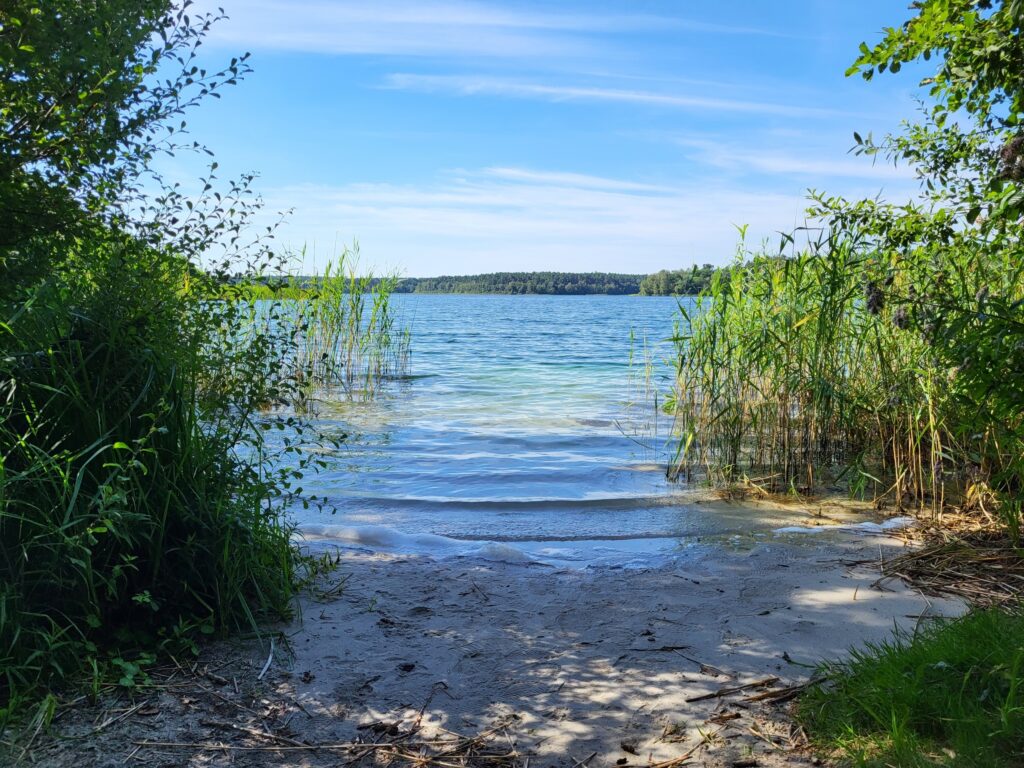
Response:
[[0, 3, 331, 717]]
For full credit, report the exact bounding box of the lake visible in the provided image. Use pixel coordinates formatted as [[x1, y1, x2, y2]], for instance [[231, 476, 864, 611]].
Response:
[[293, 294, 823, 566]]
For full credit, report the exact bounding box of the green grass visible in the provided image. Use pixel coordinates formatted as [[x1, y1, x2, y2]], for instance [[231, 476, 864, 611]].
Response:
[[0, 251, 288, 715], [799, 609, 1024, 767]]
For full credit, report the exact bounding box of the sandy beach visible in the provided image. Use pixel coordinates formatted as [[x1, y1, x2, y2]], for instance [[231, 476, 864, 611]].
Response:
[[26, 525, 962, 768]]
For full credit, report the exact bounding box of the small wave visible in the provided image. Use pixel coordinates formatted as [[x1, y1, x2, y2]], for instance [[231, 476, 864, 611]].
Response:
[[473, 542, 537, 564], [574, 417, 614, 427], [444, 531, 679, 543], [384, 373, 438, 381], [610, 462, 668, 473], [331, 494, 686, 511], [298, 523, 538, 564], [295, 523, 687, 568], [773, 516, 915, 535], [434, 432, 634, 449]]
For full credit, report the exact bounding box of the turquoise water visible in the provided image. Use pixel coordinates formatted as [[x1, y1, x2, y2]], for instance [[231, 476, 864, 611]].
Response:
[[292, 295, 823, 566]]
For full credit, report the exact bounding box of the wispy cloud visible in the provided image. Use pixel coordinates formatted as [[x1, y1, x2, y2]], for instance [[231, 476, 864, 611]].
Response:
[[676, 137, 916, 180], [200, 0, 591, 58], [259, 166, 824, 274], [198, 0, 798, 59], [383, 74, 867, 120], [482, 167, 675, 194], [184, 2, 916, 276]]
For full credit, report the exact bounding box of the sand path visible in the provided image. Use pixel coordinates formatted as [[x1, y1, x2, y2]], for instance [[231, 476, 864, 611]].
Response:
[[24, 532, 960, 767]]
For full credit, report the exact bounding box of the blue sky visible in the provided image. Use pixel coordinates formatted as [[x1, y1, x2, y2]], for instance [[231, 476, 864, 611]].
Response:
[[179, 0, 928, 276]]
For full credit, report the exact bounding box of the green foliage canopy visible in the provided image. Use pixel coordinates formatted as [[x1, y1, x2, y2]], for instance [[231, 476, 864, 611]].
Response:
[[0, 1, 325, 713], [836, 0, 1024, 448], [849, 0, 1024, 129], [0, 1, 248, 290], [671, 0, 1023, 526]]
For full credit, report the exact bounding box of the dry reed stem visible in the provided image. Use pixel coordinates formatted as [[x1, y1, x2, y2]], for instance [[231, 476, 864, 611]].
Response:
[[880, 527, 1024, 606]]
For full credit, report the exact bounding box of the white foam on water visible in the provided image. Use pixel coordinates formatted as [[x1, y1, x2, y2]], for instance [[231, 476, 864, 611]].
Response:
[[298, 513, 914, 569], [474, 542, 537, 564], [296, 523, 682, 568], [298, 523, 540, 565], [773, 516, 916, 535], [300, 523, 472, 554]]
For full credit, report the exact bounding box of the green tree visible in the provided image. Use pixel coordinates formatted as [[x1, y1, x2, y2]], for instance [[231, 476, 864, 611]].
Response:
[[0, 2, 248, 293], [639, 265, 720, 295], [841, 0, 1024, 523]]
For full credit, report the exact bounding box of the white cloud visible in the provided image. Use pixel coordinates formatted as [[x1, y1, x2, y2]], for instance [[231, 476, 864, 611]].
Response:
[[177, 3, 916, 274], [199, 0, 591, 58], [676, 137, 916, 180], [257, 167, 823, 275], [482, 167, 676, 194], [196, 0, 797, 59], [382, 74, 869, 120]]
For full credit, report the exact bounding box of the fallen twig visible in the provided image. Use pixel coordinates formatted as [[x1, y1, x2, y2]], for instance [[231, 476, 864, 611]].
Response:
[[686, 677, 780, 703], [198, 718, 310, 748], [743, 678, 823, 704]]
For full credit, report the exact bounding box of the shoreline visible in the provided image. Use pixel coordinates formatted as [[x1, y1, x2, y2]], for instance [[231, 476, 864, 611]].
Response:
[[292, 492, 916, 571], [25, 528, 962, 767]]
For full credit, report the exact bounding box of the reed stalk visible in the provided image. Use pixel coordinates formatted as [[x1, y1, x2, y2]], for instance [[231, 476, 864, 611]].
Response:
[[286, 246, 410, 407], [669, 231, 1023, 515]]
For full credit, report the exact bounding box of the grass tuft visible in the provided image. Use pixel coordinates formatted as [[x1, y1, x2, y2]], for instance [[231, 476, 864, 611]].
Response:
[[286, 244, 410, 405], [799, 609, 1024, 767]]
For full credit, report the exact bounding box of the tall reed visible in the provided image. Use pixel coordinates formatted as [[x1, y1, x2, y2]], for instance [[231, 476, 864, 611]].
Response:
[[669, 230, 1022, 515], [286, 246, 410, 406]]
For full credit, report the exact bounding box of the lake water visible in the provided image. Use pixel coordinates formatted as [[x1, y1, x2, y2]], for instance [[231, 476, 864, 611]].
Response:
[[293, 294, 842, 567]]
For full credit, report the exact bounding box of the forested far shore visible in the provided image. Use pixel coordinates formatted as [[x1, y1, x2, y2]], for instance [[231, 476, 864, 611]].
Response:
[[395, 271, 644, 294], [227, 267, 724, 297], [638, 265, 720, 295]]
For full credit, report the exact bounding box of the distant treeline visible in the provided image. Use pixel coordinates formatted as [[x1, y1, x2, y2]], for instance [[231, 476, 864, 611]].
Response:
[[228, 268, 726, 297], [394, 272, 644, 294], [638, 265, 722, 296]]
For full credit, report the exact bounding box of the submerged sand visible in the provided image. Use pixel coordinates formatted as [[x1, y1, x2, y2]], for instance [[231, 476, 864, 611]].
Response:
[[21, 526, 961, 767]]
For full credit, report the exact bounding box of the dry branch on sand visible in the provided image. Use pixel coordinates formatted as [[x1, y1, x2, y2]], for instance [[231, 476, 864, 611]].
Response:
[[879, 527, 1024, 606]]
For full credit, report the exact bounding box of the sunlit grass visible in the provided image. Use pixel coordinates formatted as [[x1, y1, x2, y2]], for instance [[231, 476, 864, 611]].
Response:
[[799, 609, 1024, 767], [288, 245, 410, 404]]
